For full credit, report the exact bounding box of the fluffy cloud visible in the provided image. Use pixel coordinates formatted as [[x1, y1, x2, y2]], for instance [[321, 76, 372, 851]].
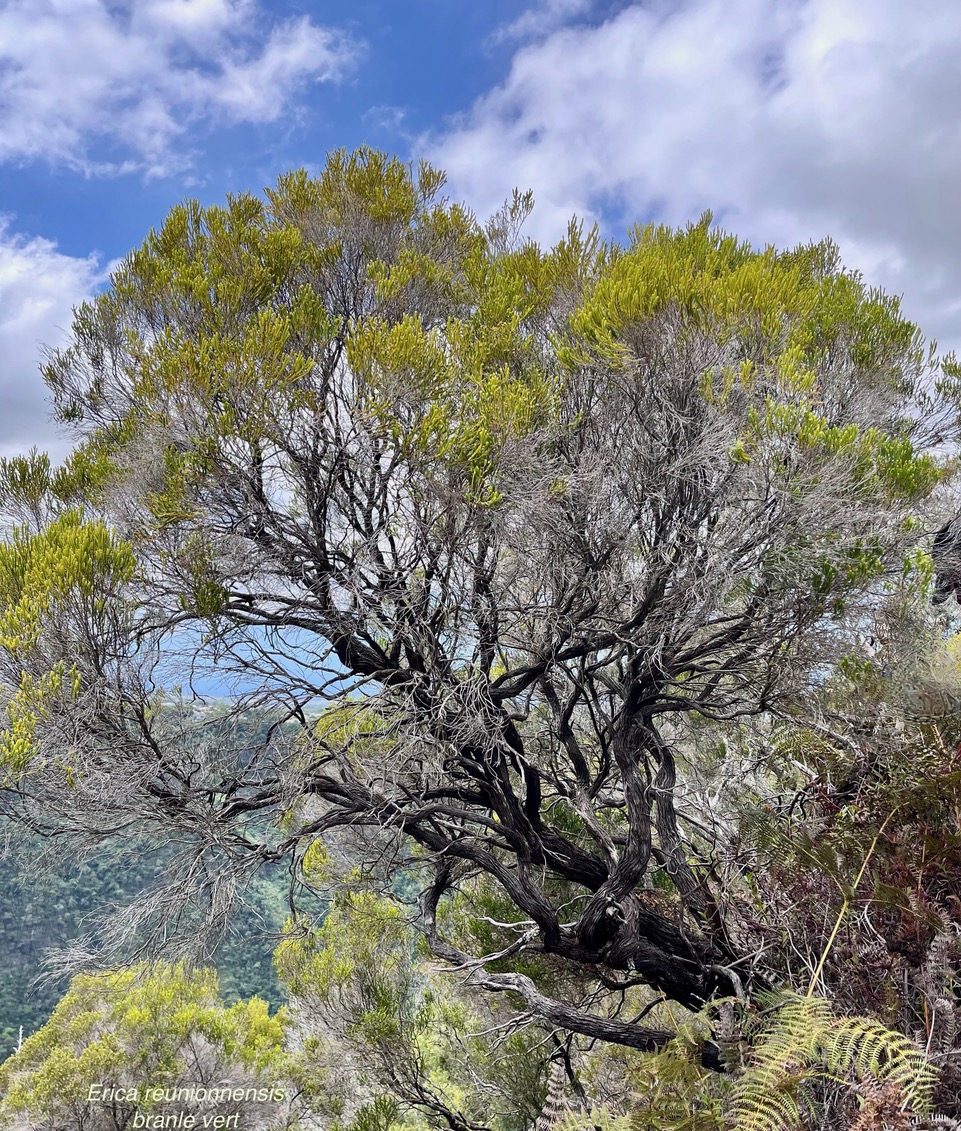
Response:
[[0, 0, 357, 176], [0, 223, 105, 459], [430, 0, 961, 354]]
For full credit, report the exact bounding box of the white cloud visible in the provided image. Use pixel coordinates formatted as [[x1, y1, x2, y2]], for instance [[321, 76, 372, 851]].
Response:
[[491, 0, 594, 45], [429, 0, 961, 356], [0, 222, 105, 459], [0, 0, 358, 176], [363, 104, 408, 133]]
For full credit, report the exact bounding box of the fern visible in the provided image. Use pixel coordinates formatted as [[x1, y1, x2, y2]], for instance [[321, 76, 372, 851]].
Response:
[[730, 993, 937, 1131], [624, 1017, 729, 1131]]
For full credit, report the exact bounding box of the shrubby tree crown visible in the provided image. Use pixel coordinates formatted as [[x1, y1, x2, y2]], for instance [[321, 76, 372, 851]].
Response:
[[0, 963, 294, 1131], [1, 148, 959, 1078]]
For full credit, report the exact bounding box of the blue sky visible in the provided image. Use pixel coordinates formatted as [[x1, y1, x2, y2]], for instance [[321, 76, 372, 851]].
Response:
[[1, 0, 960, 460]]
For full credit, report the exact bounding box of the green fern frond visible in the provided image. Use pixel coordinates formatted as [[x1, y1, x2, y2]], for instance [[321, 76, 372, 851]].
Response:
[[731, 1090, 808, 1131], [829, 1015, 936, 1105], [730, 994, 937, 1131], [618, 1012, 729, 1131], [738, 805, 798, 870]]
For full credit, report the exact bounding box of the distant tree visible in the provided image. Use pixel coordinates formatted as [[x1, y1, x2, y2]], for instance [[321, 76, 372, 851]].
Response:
[[0, 964, 296, 1130], [0, 147, 959, 1082]]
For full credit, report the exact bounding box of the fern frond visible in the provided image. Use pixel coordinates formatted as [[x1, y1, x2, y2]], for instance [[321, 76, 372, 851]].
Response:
[[830, 1015, 936, 1107], [622, 1016, 730, 1131], [730, 994, 937, 1131]]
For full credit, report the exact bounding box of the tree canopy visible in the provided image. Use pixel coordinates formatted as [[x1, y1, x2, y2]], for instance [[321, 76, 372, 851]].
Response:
[[3, 147, 961, 1125], [0, 963, 294, 1130]]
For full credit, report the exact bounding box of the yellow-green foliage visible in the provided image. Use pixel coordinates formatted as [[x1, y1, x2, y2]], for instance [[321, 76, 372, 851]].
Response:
[[0, 663, 80, 777], [569, 217, 918, 374], [276, 891, 455, 1121], [276, 891, 542, 1131], [0, 448, 110, 522], [348, 312, 554, 504], [565, 215, 939, 502], [567, 217, 803, 355], [275, 890, 411, 1011], [39, 149, 947, 551], [0, 963, 289, 1127], [0, 512, 134, 654], [44, 149, 608, 517], [348, 209, 587, 504], [313, 700, 395, 761], [729, 993, 936, 1130], [0, 512, 136, 777]]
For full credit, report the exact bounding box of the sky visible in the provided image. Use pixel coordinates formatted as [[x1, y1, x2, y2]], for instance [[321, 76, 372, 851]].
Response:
[[1, 0, 959, 460]]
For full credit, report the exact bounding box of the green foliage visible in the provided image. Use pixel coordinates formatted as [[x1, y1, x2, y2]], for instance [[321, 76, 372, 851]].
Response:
[[0, 512, 134, 650], [4, 147, 961, 1128], [0, 510, 135, 778], [0, 963, 293, 1131], [622, 1018, 730, 1131], [276, 890, 543, 1131], [729, 993, 936, 1130], [563, 215, 941, 513]]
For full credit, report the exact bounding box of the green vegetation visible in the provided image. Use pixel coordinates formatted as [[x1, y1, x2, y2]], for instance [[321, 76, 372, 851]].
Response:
[[0, 147, 960, 1127], [0, 963, 294, 1130], [0, 832, 293, 1061]]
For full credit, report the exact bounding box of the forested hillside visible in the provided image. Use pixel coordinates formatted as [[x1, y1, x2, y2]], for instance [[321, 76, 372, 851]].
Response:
[[0, 826, 291, 1060], [1, 148, 961, 1129], [0, 706, 313, 1059]]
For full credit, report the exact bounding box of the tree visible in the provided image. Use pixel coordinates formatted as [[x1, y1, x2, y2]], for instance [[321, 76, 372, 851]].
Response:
[[0, 147, 958, 1076], [0, 963, 296, 1130]]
